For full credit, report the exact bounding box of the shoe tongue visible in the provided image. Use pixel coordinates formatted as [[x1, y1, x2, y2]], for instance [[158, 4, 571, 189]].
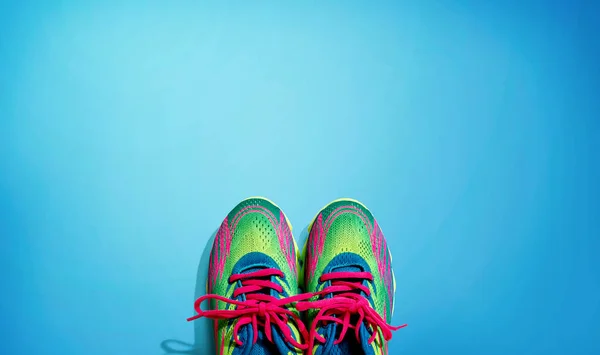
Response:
[[239, 312, 295, 355], [240, 266, 277, 297], [334, 265, 362, 272], [319, 322, 374, 355], [319, 265, 374, 355], [330, 265, 366, 296], [332, 265, 362, 285], [238, 267, 295, 355], [241, 325, 278, 355]]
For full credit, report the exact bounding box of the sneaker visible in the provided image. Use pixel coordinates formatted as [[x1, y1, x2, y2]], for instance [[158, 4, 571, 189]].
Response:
[[187, 197, 309, 355], [298, 198, 406, 355]]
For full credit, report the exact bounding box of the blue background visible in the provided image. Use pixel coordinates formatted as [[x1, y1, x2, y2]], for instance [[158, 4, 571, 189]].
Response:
[[1, 1, 599, 354]]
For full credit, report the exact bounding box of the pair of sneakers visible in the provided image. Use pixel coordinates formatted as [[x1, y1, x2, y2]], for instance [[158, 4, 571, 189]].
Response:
[[187, 197, 406, 355]]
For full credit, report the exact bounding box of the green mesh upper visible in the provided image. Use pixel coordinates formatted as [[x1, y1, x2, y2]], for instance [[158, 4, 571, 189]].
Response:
[[302, 199, 395, 354], [207, 197, 301, 355]]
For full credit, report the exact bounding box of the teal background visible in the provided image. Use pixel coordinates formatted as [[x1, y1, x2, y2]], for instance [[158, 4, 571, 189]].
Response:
[[1, 1, 599, 354]]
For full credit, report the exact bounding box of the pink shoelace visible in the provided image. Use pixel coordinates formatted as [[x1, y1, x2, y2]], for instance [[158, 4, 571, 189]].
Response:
[[187, 268, 310, 350], [296, 271, 407, 355]]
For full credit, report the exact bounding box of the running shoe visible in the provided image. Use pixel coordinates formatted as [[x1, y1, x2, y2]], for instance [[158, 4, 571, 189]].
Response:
[[298, 198, 406, 355], [187, 197, 308, 355]]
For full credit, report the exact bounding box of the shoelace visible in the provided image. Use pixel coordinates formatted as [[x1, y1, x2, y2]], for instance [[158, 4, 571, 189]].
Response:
[[187, 268, 310, 350], [296, 271, 407, 355]]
